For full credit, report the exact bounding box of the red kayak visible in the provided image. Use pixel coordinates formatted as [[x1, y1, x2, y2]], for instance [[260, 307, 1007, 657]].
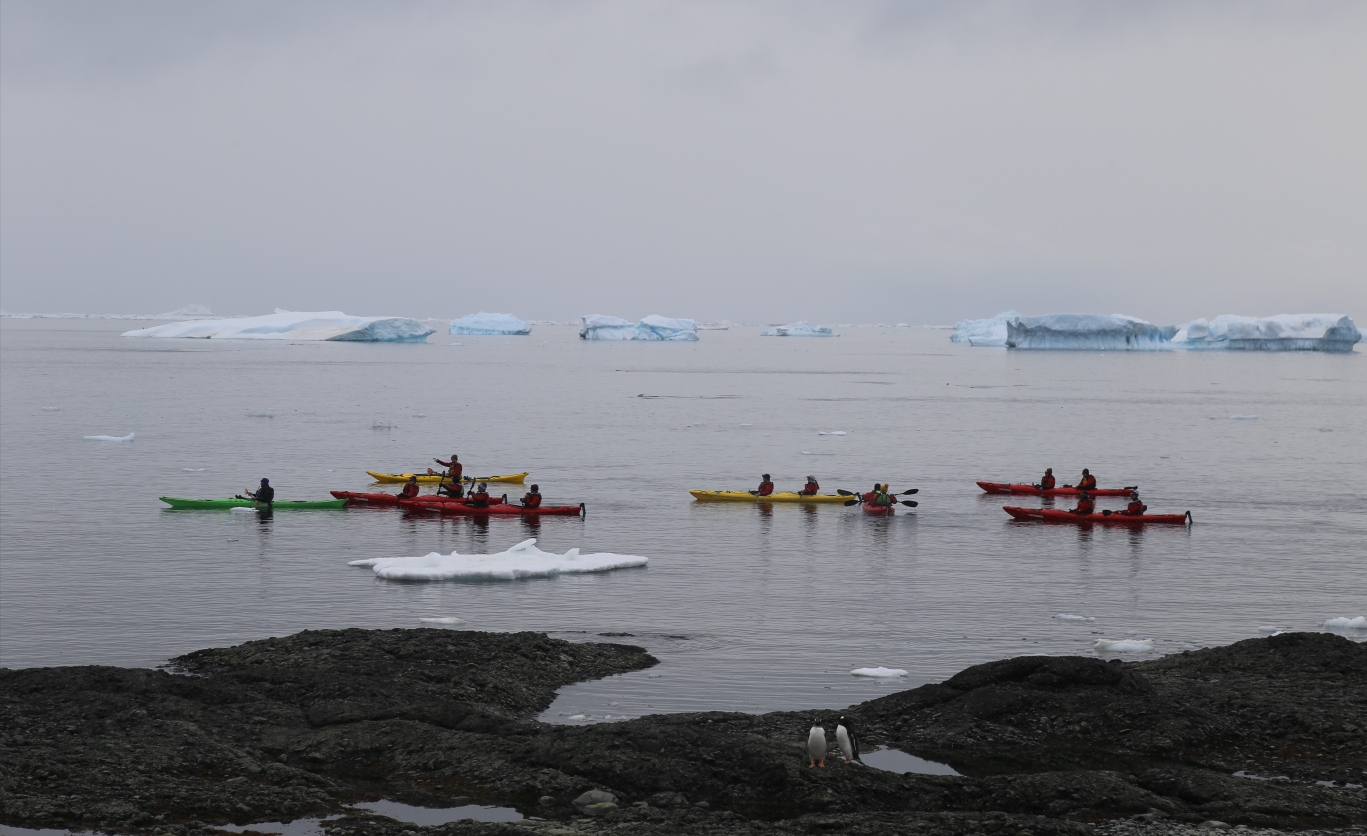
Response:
[[401, 498, 584, 517], [1003, 506, 1191, 525], [862, 498, 896, 516], [331, 491, 509, 507], [978, 481, 1136, 498]]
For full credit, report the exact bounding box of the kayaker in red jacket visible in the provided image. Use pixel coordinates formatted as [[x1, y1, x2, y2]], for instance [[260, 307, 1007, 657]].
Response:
[[870, 483, 893, 506], [1039, 468, 1056, 491], [465, 482, 490, 508], [522, 485, 542, 509], [1122, 491, 1146, 516], [753, 474, 775, 497], [432, 454, 463, 482], [399, 475, 420, 499], [1075, 469, 1097, 491], [797, 476, 819, 496], [1071, 491, 1095, 515]]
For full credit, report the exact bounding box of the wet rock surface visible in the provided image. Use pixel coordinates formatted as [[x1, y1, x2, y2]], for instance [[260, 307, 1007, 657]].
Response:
[[1, 630, 1363, 835]]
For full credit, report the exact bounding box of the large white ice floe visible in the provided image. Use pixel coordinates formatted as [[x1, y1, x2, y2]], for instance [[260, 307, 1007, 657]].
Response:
[[851, 667, 909, 678], [761, 321, 836, 337], [122, 309, 434, 342], [1006, 314, 1174, 350], [84, 433, 135, 442], [1094, 639, 1154, 653], [950, 311, 1020, 346], [1053, 613, 1095, 622], [1321, 616, 1367, 630], [1170, 314, 1361, 352], [348, 538, 648, 581], [579, 314, 698, 341], [448, 312, 531, 336]]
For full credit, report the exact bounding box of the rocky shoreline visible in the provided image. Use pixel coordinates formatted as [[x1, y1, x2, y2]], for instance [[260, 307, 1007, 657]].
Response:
[[1, 629, 1363, 835]]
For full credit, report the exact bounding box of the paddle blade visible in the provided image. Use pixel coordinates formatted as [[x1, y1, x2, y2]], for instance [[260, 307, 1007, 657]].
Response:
[[836, 489, 855, 496], [1101, 509, 1112, 516], [844, 499, 860, 506], [900, 500, 918, 507], [899, 489, 919, 495]]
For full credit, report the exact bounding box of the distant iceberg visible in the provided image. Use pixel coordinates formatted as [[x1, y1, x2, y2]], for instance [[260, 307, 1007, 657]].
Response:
[[449, 312, 531, 336], [1006, 314, 1174, 350], [1171, 314, 1360, 352], [761, 321, 835, 337], [579, 314, 699, 341], [950, 311, 1019, 346], [349, 538, 648, 581], [122, 309, 434, 342]]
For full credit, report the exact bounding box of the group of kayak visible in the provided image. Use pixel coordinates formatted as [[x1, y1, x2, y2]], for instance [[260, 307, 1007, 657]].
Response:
[[981, 468, 1192, 525], [691, 474, 919, 515]]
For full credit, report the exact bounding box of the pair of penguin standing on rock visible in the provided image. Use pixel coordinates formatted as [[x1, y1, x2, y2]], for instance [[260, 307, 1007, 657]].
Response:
[[808, 715, 861, 768]]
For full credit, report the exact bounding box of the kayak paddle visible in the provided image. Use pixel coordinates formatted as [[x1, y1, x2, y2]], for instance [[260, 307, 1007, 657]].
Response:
[[901, 500, 919, 507]]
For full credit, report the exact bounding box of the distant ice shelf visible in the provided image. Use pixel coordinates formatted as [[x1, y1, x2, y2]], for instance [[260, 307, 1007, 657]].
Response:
[[952, 311, 1360, 351], [579, 314, 699, 341], [1171, 314, 1361, 352], [122, 309, 434, 342], [950, 311, 1019, 346], [761, 321, 836, 337], [349, 538, 648, 581], [449, 312, 531, 336]]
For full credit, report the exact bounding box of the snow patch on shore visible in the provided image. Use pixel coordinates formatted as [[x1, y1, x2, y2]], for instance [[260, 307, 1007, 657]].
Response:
[[350, 539, 648, 581]]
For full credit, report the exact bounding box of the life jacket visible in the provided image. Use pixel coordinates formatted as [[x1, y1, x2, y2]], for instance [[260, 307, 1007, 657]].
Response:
[[1040, 475, 1056, 490], [466, 491, 489, 508], [438, 482, 463, 498], [1125, 500, 1146, 515], [523, 493, 542, 509], [756, 481, 774, 496], [399, 483, 419, 499], [1073, 499, 1095, 515], [799, 481, 818, 495], [1078, 475, 1097, 490], [448, 463, 464, 481], [874, 491, 892, 506]]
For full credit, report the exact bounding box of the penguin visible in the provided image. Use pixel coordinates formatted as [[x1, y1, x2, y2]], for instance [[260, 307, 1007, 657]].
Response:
[[835, 714, 862, 764], [806, 719, 827, 768]]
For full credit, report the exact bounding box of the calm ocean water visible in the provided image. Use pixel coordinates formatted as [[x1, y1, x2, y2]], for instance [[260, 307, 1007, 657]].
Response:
[[1, 318, 1363, 722]]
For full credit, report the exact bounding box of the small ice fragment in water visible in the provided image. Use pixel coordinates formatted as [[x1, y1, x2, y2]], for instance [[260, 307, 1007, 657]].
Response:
[[42, 406, 61, 411], [1321, 616, 1366, 629], [1229, 415, 1257, 420], [1053, 613, 1095, 622], [740, 423, 753, 427], [818, 431, 847, 435], [851, 667, 908, 678], [567, 714, 587, 720], [1094, 639, 1154, 653], [84, 433, 135, 442], [246, 413, 274, 418], [448, 342, 463, 346], [371, 420, 396, 429], [418, 617, 466, 625], [182, 468, 206, 472], [413, 413, 426, 418], [1257, 625, 1281, 633]]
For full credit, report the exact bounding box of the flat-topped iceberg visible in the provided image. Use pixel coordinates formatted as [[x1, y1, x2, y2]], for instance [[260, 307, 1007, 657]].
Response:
[[449, 312, 531, 336], [762, 321, 836, 337], [950, 310, 1019, 346], [1006, 314, 1174, 350], [123, 309, 434, 342], [579, 314, 698, 341], [1171, 314, 1360, 352], [349, 538, 648, 581]]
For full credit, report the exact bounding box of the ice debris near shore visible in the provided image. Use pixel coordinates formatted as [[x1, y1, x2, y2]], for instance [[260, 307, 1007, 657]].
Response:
[[579, 314, 699, 341], [449, 312, 530, 335], [1007, 314, 1174, 350], [950, 310, 1020, 346], [122, 310, 434, 342], [1321, 616, 1366, 630], [1054, 613, 1095, 622], [1094, 639, 1155, 653], [84, 433, 135, 442], [761, 321, 835, 337], [349, 538, 648, 581], [1171, 314, 1361, 352], [851, 667, 909, 677]]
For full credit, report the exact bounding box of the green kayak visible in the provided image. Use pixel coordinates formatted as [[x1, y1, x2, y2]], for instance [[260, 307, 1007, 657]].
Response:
[[160, 497, 347, 510]]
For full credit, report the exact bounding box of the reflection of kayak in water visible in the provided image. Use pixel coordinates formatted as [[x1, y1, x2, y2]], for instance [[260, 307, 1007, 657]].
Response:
[[1003, 506, 1191, 525], [689, 490, 851, 504], [160, 497, 346, 510], [366, 471, 528, 484], [400, 498, 585, 517], [977, 481, 1136, 497]]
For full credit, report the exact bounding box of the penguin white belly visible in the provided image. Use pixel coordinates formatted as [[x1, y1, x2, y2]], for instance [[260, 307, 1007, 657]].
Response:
[[807, 727, 827, 765], [836, 725, 854, 762]]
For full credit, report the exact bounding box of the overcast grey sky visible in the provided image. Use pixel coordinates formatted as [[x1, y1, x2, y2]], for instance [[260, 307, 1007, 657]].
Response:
[[2, 0, 1364, 325]]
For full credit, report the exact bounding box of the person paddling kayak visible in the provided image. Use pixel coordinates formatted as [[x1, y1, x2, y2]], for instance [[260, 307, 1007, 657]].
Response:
[[751, 474, 775, 497], [1038, 468, 1056, 491], [431, 454, 463, 482], [246, 478, 275, 509], [870, 483, 893, 507], [1121, 491, 1146, 516], [465, 482, 491, 508], [521, 484, 542, 509], [797, 475, 820, 496], [1073, 469, 1098, 491], [398, 475, 420, 500], [1070, 491, 1095, 516]]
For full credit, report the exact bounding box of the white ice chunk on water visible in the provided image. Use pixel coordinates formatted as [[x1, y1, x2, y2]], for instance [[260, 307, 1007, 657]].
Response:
[[85, 433, 135, 442], [350, 538, 648, 581], [950, 310, 1020, 346], [1171, 314, 1361, 352], [122, 309, 434, 342], [182, 468, 206, 472], [1006, 314, 1174, 350], [42, 406, 61, 411], [1094, 639, 1154, 653], [1053, 614, 1095, 622], [1258, 626, 1282, 633], [1229, 415, 1258, 420], [761, 321, 836, 337], [851, 667, 909, 677], [579, 314, 699, 341], [419, 616, 466, 625], [818, 431, 847, 436], [1321, 616, 1367, 630], [449, 312, 531, 335]]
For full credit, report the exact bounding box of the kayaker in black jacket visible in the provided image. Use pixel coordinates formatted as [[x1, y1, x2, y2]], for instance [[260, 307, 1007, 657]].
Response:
[[246, 478, 275, 508], [1071, 491, 1095, 516]]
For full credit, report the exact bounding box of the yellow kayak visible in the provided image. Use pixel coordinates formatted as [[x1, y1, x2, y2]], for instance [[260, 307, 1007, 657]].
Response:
[[367, 471, 529, 485], [689, 490, 852, 504]]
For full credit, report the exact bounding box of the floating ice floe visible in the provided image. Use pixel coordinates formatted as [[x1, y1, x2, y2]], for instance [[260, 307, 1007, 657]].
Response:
[[851, 667, 909, 678], [84, 433, 135, 442], [1007, 314, 1174, 350], [419, 616, 467, 625], [1171, 314, 1361, 352], [349, 538, 648, 581], [449, 312, 531, 336], [1053, 613, 1095, 622], [182, 468, 206, 472], [761, 321, 836, 337], [1321, 616, 1367, 630], [42, 406, 61, 411], [122, 309, 434, 342], [579, 314, 699, 341], [950, 310, 1020, 347], [1094, 639, 1154, 653], [818, 431, 847, 436]]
